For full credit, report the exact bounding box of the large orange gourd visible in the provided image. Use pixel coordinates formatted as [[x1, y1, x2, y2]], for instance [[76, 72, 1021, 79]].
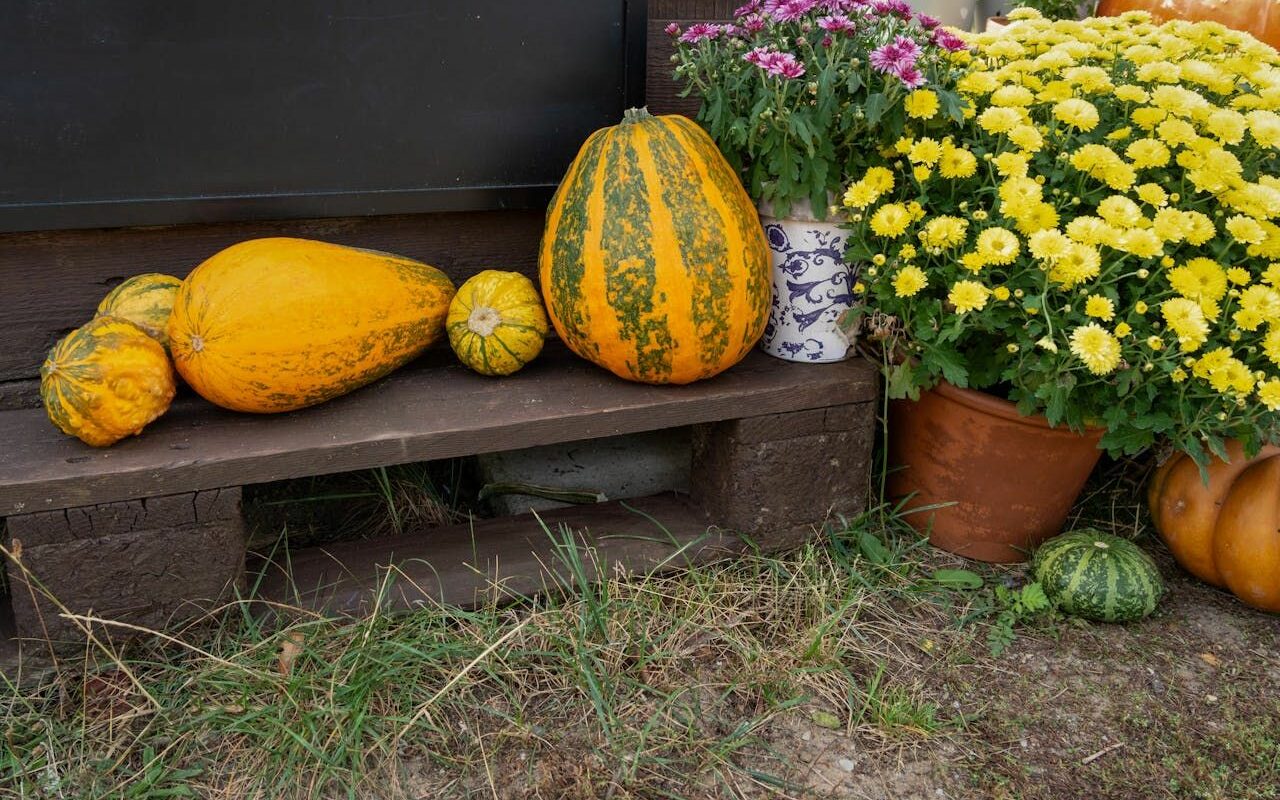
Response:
[[1148, 441, 1280, 613], [167, 237, 455, 413], [539, 108, 770, 384], [1097, 0, 1280, 50]]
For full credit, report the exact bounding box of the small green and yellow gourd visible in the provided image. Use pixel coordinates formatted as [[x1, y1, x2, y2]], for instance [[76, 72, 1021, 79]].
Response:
[[95, 273, 184, 349], [41, 316, 177, 447], [447, 270, 549, 376]]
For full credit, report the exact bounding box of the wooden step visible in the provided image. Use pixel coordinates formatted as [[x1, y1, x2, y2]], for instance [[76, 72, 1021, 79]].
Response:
[[0, 344, 876, 516], [257, 493, 737, 615]]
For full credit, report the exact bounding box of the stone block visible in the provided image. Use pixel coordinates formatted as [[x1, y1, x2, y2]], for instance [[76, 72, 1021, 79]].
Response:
[[691, 402, 875, 551], [4, 488, 246, 643]]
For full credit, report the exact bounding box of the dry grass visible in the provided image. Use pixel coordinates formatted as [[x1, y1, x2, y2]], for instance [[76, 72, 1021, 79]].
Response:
[[0, 507, 989, 799], [2, 460, 1278, 799]]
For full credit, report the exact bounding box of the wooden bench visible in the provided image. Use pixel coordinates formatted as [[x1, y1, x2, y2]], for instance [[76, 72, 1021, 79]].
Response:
[[0, 341, 876, 654], [0, 0, 870, 659]]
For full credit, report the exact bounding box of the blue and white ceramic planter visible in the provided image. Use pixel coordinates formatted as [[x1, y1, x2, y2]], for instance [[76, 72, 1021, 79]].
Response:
[[758, 200, 857, 363]]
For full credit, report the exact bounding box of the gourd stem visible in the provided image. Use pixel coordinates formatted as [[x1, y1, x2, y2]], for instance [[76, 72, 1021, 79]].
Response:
[[467, 306, 502, 337], [621, 106, 653, 125]]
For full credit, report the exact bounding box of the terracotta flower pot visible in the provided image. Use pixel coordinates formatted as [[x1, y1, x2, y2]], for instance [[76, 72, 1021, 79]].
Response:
[[888, 381, 1105, 563]]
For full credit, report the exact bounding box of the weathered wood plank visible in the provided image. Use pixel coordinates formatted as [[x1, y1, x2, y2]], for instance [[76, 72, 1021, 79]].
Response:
[[258, 493, 739, 615], [0, 209, 546, 383], [0, 345, 876, 516], [646, 0, 737, 117]]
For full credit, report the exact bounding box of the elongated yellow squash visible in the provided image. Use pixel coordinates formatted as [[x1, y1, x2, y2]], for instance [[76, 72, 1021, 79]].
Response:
[[167, 237, 455, 413]]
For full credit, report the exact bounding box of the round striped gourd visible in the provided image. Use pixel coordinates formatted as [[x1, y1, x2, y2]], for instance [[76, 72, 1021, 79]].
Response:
[[95, 273, 184, 349], [1149, 440, 1280, 613], [539, 107, 770, 384], [167, 237, 455, 413], [40, 316, 177, 447], [447, 270, 548, 376], [1032, 530, 1164, 623]]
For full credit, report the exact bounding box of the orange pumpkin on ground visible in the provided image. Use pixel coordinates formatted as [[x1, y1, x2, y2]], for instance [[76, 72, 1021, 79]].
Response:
[[1148, 440, 1280, 613], [1097, 0, 1280, 50]]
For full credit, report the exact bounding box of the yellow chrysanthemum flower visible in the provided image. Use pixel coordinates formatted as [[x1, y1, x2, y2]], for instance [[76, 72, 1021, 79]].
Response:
[[948, 280, 990, 314], [1008, 125, 1044, 153], [1162, 298, 1210, 351], [842, 181, 880, 210], [1028, 229, 1072, 262], [1209, 357, 1256, 395], [1069, 324, 1122, 375], [1085, 294, 1116, 321], [870, 204, 912, 238], [1259, 379, 1280, 411], [1226, 215, 1268, 245], [976, 227, 1021, 265], [919, 216, 969, 249], [1264, 327, 1280, 367], [991, 85, 1036, 107], [1053, 98, 1100, 131], [1126, 138, 1171, 168], [1233, 285, 1280, 331], [938, 145, 978, 179], [978, 106, 1023, 135], [1135, 183, 1168, 207], [892, 265, 928, 298], [1227, 267, 1251, 286], [1097, 195, 1144, 228], [903, 89, 940, 120], [908, 138, 943, 166], [993, 152, 1031, 178], [863, 167, 895, 194], [1168, 258, 1228, 303]]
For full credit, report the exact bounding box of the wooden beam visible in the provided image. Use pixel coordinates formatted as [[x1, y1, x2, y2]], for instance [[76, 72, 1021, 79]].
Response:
[[0, 345, 877, 516], [257, 493, 738, 615]]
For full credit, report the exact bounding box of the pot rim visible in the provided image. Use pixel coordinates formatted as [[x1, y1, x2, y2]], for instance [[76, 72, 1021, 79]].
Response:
[[930, 380, 1106, 436]]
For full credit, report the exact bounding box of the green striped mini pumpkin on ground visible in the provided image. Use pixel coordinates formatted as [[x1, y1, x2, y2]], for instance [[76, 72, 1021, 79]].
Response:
[[1032, 529, 1164, 623]]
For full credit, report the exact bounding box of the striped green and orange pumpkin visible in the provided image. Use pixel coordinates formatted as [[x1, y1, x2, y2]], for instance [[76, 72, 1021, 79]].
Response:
[[41, 316, 177, 447], [447, 270, 549, 376], [1032, 530, 1164, 623], [539, 107, 770, 384], [96, 273, 184, 349]]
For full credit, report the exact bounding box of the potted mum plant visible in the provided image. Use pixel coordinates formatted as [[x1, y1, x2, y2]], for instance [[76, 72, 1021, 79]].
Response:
[[669, 0, 969, 363], [844, 9, 1280, 561]]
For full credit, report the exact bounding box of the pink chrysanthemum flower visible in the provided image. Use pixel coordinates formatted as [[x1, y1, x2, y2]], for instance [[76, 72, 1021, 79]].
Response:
[[892, 63, 925, 89], [734, 0, 762, 16], [817, 13, 855, 32], [742, 14, 767, 32], [892, 35, 922, 61], [915, 13, 941, 30], [932, 28, 968, 52], [766, 52, 807, 78], [765, 0, 819, 23], [743, 45, 773, 66], [871, 0, 912, 18], [664, 22, 681, 37], [869, 43, 902, 72], [679, 22, 724, 43]]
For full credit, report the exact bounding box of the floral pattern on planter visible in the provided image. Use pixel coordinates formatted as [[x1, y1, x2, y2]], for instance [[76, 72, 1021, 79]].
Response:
[[758, 214, 856, 363]]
